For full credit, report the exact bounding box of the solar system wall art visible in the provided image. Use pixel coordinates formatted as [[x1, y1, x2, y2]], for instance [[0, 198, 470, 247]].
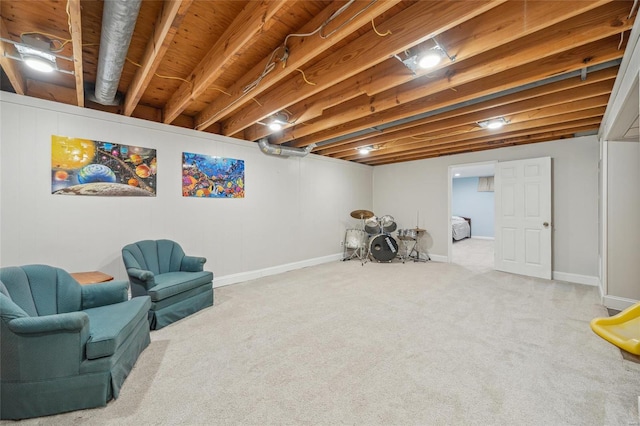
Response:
[[51, 135, 157, 196], [182, 152, 244, 198]]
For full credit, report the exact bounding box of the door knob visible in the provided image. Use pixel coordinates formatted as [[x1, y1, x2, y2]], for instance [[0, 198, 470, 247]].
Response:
[[543, 222, 549, 228]]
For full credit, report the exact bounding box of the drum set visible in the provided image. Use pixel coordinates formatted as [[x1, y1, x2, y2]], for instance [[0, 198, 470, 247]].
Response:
[[343, 209, 427, 264]]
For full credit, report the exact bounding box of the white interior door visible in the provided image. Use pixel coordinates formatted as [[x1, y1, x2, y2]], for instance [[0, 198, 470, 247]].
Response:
[[495, 157, 552, 279]]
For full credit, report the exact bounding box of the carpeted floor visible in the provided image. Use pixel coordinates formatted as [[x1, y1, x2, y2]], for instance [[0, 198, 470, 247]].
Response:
[[6, 259, 639, 425]]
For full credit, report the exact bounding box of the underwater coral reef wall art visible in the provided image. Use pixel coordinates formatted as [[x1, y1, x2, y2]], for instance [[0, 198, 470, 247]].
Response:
[[182, 152, 245, 198], [51, 135, 157, 196]]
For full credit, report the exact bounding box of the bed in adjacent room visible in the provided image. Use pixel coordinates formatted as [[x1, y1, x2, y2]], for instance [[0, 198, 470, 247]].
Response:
[[452, 216, 471, 241]]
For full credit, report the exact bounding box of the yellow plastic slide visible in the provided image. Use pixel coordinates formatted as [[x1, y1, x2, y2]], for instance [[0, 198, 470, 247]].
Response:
[[590, 302, 640, 355]]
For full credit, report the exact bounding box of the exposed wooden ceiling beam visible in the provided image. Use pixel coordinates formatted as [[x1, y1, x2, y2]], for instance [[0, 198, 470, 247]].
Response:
[[67, 0, 84, 107], [163, 0, 290, 124], [352, 113, 604, 163], [124, 0, 193, 117], [281, 2, 633, 147], [27, 79, 77, 105], [287, 34, 626, 150], [335, 100, 608, 161], [245, 0, 613, 142], [194, 0, 402, 131], [0, 17, 25, 95], [221, 0, 504, 137], [317, 76, 616, 156], [365, 123, 601, 165]]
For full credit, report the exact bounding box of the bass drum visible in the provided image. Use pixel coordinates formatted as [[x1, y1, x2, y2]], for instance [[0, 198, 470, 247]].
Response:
[[369, 234, 399, 262]]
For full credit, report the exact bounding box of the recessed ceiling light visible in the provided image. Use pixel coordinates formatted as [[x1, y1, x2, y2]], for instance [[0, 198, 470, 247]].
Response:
[[418, 50, 443, 69], [477, 117, 509, 130], [23, 55, 56, 73]]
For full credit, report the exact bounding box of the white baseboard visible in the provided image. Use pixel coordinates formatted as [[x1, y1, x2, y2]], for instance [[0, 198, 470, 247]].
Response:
[[214, 253, 343, 287], [552, 271, 600, 286], [471, 236, 495, 240], [602, 295, 639, 311], [428, 254, 448, 262]]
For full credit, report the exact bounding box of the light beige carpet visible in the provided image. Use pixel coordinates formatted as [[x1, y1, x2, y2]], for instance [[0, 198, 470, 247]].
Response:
[[6, 260, 639, 425]]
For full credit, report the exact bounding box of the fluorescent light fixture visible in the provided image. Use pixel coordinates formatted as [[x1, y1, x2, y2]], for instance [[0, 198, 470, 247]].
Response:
[[477, 117, 509, 130]]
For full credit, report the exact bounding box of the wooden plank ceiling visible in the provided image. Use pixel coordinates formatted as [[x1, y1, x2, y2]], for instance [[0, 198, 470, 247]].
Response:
[[0, 0, 636, 165]]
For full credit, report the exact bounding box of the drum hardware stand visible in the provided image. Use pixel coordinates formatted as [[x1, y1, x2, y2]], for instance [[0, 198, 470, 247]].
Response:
[[409, 228, 429, 262]]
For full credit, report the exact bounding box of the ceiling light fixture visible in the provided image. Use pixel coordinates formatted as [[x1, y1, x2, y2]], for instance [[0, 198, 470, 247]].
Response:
[[355, 144, 383, 155], [262, 112, 290, 132], [477, 117, 510, 130], [395, 37, 455, 74], [0, 34, 73, 74]]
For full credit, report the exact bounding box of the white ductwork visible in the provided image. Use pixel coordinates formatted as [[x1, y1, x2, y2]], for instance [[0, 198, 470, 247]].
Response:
[[258, 138, 316, 158], [92, 0, 143, 105]]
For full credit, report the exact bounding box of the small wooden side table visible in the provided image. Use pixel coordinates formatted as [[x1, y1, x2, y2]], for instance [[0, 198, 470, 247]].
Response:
[[70, 271, 114, 285]]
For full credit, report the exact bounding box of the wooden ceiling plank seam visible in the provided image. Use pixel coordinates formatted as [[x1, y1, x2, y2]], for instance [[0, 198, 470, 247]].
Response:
[[67, 0, 84, 107], [287, 36, 627, 149], [315, 74, 616, 155], [0, 16, 26, 95], [163, 0, 290, 124], [194, 0, 402, 131], [281, 3, 634, 147], [123, 0, 194, 117], [348, 115, 604, 163], [222, 0, 506, 137]]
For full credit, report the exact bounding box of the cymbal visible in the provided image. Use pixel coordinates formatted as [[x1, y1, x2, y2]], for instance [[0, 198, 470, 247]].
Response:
[[350, 209, 374, 219]]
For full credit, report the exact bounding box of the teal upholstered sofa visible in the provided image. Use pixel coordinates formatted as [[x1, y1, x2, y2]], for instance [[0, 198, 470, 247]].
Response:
[[122, 239, 214, 330], [0, 265, 151, 420]]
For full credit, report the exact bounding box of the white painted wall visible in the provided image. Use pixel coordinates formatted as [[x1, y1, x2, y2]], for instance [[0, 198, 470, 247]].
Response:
[[606, 141, 640, 302], [0, 92, 373, 285], [373, 136, 600, 281]]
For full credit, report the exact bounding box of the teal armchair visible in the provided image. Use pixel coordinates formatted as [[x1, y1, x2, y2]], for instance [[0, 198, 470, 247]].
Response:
[[0, 265, 151, 420], [122, 239, 214, 330]]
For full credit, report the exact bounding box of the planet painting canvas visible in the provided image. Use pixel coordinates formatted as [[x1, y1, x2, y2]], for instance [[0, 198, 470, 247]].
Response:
[[182, 152, 244, 198], [51, 135, 157, 196]]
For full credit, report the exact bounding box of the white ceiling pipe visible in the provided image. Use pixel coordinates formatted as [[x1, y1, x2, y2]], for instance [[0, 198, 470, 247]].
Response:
[[93, 0, 143, 105], [257, 138, 316, 158]]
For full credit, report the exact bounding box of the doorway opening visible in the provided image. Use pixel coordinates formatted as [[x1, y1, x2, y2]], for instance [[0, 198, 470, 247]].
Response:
[[448, 162, 496, 273]]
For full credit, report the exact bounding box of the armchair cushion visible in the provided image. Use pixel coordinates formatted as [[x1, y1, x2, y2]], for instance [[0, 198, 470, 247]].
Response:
[[149, 271, 214, 301], [84, 296, 151, 359]]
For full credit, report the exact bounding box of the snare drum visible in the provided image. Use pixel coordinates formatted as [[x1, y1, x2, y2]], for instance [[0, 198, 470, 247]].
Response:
[[369, 234, 399, 262], [364, 217, 381, 234], [344, 229, 367, 249], [380, 215, 397, 233]]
